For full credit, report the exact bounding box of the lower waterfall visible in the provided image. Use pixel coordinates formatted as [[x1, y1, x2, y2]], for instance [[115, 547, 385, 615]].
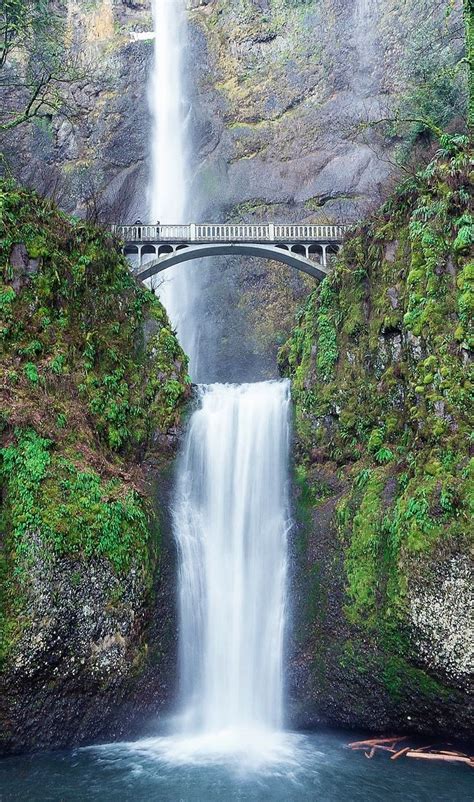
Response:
[[174, 381, 291, 737], [128, 380, 295, 767]]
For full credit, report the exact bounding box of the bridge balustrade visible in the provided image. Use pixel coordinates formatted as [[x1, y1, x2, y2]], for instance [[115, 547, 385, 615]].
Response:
[[112, 223, 349, 243], [111, 221, 350, 282]]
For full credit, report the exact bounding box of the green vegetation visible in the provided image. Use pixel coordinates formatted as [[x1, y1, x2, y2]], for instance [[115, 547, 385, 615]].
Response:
[[0, 180, 189, 448], [0, 180, 190, 668], [463, 0, 474, 133], [280, 142, 473, 700], [1, 429, 151, 575], [0, 0, 86, 131]]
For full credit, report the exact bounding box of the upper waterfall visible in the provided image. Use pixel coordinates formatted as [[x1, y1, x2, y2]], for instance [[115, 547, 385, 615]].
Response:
[[148, 0, 196, 366]]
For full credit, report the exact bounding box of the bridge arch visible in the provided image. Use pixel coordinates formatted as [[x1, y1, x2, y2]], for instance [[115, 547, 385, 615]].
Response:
[[135, 242, 335, 283]]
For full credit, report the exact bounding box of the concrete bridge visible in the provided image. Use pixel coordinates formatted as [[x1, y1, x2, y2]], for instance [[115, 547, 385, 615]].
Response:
[[112, 223, 349, 282]]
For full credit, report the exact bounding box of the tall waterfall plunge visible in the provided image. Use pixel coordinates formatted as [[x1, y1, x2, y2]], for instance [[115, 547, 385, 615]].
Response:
[[148, 0, 196, 364]]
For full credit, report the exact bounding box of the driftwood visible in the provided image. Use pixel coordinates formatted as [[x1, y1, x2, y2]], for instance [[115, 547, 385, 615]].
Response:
[[348, 737, 405, 749], [406, 751, 473, 766], [412, 744, 435, 752], [374, 745, 398, 752], [391, 747, 411, 761], [348, 736, 473, 768], [351, 744, 398, 753]]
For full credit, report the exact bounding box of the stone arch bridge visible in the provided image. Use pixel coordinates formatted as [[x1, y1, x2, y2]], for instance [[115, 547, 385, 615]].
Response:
[[112, 223, 349, 282]]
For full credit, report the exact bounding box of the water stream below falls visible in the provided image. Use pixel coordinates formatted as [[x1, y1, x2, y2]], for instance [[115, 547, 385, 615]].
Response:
[[2, 730, 472, 801]]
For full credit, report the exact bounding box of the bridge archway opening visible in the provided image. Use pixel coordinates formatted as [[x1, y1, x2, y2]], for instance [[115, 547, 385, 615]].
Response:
[[291, 244, 306, 256], [308, 244, 323, 262], [327, 244, 341, 260], [141, 244, 157, 257], [133, 242, 331, 284]]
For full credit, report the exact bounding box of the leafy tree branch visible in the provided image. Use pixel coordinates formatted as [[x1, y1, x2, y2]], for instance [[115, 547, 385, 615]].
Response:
[[0, 0, 89, 132]]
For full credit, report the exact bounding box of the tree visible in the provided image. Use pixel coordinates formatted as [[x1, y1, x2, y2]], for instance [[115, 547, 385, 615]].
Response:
[[0, 0, 87, 132]]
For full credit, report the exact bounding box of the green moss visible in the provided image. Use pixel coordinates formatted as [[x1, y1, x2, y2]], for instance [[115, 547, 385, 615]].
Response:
[[316, 279, 339, 381], [383, 655, 452, 701], [339, 639, 369, 674], [23, 362, 39, 384], [0, 180, 191, 671], [1, 429, 152, 575], [281, 142, 473, 703], [343, 471, 385, 626]]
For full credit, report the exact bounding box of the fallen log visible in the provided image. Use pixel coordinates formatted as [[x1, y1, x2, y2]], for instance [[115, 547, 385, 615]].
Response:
[[412, 744, 435, 752], [351, 745, 397, 753], [348, 736, 406, 749], [373, 745, 398, 753], [406, 751, 473, 766], [391, 747, 411, 761]]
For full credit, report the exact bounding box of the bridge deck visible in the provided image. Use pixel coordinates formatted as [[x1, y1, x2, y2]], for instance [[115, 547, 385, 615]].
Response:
[[112, 223, 348, 244]]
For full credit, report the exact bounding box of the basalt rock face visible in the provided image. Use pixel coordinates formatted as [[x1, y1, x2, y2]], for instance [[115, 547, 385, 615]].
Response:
[[0, 182, 191, 753], [175, 0, 466, 379], [189, 0, 400, 222], [190, 0, 465, 223], [2, 0, 154, 221], [280, 146, 474, 738]]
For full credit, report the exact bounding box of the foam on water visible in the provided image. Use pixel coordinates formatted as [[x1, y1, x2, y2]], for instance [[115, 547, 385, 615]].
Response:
[[125, 728, 310, 774]]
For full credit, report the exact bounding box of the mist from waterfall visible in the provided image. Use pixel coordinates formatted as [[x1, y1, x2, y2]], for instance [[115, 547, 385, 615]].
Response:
[[148, 0, 196, 364]]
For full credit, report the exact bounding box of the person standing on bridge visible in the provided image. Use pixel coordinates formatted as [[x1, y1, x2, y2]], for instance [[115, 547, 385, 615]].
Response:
[[156, 220, 161, 239]]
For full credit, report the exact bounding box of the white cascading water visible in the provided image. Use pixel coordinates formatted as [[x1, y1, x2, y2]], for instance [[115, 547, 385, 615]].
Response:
[[148, 0, 195, 362], [175, 382, 291, 737]]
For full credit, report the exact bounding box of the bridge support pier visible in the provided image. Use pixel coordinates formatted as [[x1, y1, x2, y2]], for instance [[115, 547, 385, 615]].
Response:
[[320, 244, 328, 268]]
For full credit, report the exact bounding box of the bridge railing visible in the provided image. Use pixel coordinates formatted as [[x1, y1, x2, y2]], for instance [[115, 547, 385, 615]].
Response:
[[111, 223, 349, 243]]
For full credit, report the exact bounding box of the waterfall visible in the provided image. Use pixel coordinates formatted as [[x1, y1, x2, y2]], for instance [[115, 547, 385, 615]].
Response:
[[353, 0, 380, 96], [148, 0, 196, 363], [174, 381, 291, 738], [144, 0, 295, 769]]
